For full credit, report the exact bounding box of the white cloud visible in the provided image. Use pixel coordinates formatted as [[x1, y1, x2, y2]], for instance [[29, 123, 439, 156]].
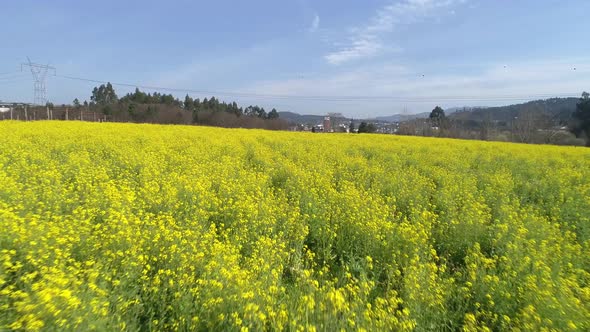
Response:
[[309, 14, 320, 32], [325, 34, 383, 65], [239, 57, 590, 116], [325, 0, 467, 65]]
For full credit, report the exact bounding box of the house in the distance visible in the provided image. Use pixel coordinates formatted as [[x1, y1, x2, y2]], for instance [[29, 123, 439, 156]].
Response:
[[323, 116, 332, 132]]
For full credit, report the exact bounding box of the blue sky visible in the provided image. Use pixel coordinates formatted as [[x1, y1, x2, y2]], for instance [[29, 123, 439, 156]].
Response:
[[1, 0, 589, 116]]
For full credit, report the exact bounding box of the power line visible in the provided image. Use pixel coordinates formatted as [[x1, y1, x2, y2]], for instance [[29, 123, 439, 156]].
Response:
[[0, 71, 23, 77], [53, 73, 582, 103], [0, 74, 28, 81], [0, 79, 29, 86]]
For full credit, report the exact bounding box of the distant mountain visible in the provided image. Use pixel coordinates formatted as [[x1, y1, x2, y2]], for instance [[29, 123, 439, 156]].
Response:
[[279, 97, 580, 125], [278, 112, 326, 124], [374, 112, 430, 123], [449, 98, 578, 123], [279, 111, 349, 124], [445, 106, 485, 113], [373, 108, 466, 123], [374, 99, 578, 124]]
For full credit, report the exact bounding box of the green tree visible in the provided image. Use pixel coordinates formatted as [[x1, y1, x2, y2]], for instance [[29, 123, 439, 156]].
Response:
[[184, 95, 193, 111], [146, 105, 158, 119], [102, 105, 113, 116], [358, 122, 368, 133], [267, 108, 279, 119], [129, 88, 147, 103], [230, 102, 242, 116], [571, 91, 590, 146], [358, 122, 377, 133], [193, 98, 201, 111], [244, 105, 267, 118], [128, 103, 137, 119], [349, 120, 355, 133], [73, 98, 81, 109], [91, 83, 118, 105], [160, 94, 176, 105], [429, 106, 446, 128]]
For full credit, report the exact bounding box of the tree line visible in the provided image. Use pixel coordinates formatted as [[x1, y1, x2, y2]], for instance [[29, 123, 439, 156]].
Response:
[[63, 83, 287, 129]]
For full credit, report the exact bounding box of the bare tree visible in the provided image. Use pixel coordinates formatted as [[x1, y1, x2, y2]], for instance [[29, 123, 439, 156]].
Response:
[[479, 110, 494, 141], [536, 112, 562, 144], [512, 105, 541, 143], [398, 119, 418, 136]]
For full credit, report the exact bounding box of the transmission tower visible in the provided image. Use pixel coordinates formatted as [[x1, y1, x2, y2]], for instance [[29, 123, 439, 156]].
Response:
[[21, 57, 56, 106]]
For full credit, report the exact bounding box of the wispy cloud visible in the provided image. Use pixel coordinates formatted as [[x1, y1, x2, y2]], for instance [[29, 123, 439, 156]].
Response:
[[325, 0, 467, 65], [309, 14, 320, 32], [240, 57, 589, 115]]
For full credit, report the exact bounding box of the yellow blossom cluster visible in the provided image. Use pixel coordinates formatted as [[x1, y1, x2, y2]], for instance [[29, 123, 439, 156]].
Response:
[[0, 121, 589, 331]]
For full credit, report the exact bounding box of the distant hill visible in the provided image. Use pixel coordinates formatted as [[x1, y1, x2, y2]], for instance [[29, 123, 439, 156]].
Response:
[[374, 98, 578, 124], [281, 110, 449, 124], [445, 106, 485, 113], [371, 108, 470, 123], [279, 112, 349, 124], [279, 97, 580, 125], [278, 112, 326, 124], [450, 98, 578, 123], [374, 112, 429, 123]]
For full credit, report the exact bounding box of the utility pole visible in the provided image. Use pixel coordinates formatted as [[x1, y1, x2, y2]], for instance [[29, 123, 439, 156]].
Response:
[[21, 57, 55, 106]]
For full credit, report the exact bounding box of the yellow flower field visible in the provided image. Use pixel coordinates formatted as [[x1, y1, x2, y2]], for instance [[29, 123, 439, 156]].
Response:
[[1, 121, 589, 331]]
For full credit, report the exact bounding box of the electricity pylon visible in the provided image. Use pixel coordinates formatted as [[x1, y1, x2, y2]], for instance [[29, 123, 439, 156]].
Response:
[[21, 57, 56, 106]]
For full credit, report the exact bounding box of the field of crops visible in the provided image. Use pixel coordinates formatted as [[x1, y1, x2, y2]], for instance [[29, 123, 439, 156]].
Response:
[[0, 121, 589, 331]]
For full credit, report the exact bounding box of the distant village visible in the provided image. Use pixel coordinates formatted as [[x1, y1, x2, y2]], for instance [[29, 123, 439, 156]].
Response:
[[289, 113, 399, 134]]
